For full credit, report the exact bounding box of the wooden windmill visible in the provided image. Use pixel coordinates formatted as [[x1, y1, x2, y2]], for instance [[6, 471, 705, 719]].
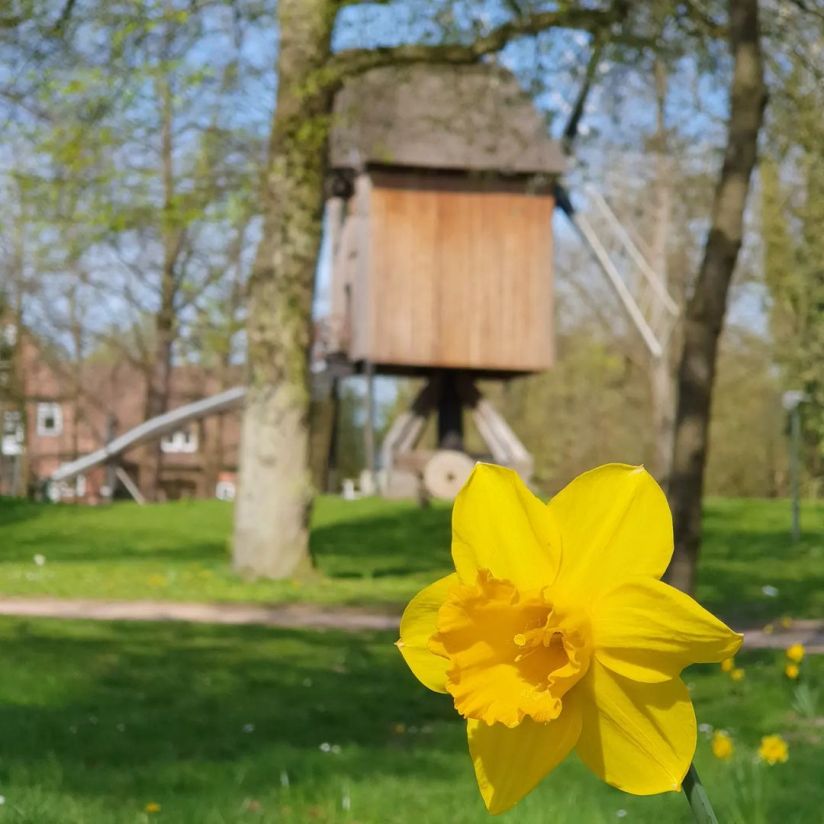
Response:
[[323, 63, 565, 498], [322, 62, 678, 499]]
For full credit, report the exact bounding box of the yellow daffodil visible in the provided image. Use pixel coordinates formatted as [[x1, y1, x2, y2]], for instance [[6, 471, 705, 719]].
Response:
[[758, 734, 789, 765], [396, 463, 743, 814], [784, 663, 799, 680], [786, 643, 805, 663], [730, 668, 745, 682], [720, 657, 735, 673], [711, 730, 734, 760]]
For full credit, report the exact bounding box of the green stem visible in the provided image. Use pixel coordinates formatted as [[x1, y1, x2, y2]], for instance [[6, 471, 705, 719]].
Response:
[[683, 763, 719, 824]]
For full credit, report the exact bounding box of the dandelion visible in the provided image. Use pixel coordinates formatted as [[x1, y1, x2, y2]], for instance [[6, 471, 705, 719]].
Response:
[[763, 623, 775, 635], [784, 663, 800, 680], [145, 802, 161, 814], [730, 668, 745, 682], [779, 616, 793, 630], [758, 734, 788, 765], [786, 643, 805, 663], [720, 657, 735, 673], [396, 463, 742, 814], [711, 731, 733, 760]]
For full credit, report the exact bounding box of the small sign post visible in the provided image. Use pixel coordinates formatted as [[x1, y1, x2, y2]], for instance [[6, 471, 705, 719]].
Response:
[[782, 390, 808, 542]]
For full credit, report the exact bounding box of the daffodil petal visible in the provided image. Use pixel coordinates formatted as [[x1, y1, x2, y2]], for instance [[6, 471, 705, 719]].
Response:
[[592, 578, 743, 682], [575, 661, 695, 795], [548, 464, 672, 601], [468, 702, 582, 815], [452, 463, 561, 590], [396, 573, 458, 693]]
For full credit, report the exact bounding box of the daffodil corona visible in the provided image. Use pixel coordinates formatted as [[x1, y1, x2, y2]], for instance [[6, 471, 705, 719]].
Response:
[[396, 463, 743, 815]]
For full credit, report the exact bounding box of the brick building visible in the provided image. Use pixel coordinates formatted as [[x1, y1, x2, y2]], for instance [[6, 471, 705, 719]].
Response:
[[0, 323, 241, 503]]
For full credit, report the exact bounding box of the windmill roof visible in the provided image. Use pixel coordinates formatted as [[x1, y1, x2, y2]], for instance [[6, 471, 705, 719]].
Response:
[[329, 62, 566, 176]]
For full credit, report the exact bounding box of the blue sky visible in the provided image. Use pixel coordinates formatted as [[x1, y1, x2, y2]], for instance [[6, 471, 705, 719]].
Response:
[[2, 1, 768, 364]]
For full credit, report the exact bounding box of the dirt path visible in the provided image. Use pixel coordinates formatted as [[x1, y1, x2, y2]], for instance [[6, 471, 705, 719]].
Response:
[[0, 595, 821, 651], [0, 596, 398, 632]]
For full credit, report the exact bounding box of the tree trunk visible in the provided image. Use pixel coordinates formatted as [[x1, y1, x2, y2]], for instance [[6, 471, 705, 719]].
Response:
[[144, 67, 181, 502], [233, 0, 335, 578], [666, 0, 766, 594]]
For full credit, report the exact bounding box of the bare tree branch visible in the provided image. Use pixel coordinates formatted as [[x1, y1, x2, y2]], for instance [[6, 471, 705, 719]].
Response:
[[783, 0, 824, 23], [53, 0, 77, 33], [562, 36, 604, 154], [326, 3, 632, 83]]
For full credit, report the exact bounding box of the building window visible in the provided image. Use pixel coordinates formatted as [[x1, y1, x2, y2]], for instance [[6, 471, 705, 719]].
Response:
[[2, 323, 17, 347], [160, 426, 198, 454], [36, 402, 63, 437], [1, 410, 24, 455]]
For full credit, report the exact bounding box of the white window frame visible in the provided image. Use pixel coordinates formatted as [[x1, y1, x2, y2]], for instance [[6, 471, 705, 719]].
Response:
[[1, 409, 24, 456], [160, 426, 198, 454], [36, 402, 63, 437]]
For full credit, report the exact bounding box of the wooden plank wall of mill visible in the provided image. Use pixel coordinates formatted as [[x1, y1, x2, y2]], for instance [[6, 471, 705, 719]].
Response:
[[353, 172, 555, 373]]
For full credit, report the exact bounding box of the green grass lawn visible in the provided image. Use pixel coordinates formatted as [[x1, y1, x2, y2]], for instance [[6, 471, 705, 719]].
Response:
[[0, 617, 819, 823], [1, 495, 823, 624]]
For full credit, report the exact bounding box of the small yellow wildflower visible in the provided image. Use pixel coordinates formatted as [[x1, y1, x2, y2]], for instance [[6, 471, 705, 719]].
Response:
[[763, 623, 774, 635], [758, 734, 788, 765], [397, 464, 742, 814], [784, 663, 799, 680], [720, 657, 735, 673], [779, 616, 793, 630], [730, 668, 745, 682], [786, 643, 805, 663], [145, 802, 161, 814], [711, 730, 734, 760]]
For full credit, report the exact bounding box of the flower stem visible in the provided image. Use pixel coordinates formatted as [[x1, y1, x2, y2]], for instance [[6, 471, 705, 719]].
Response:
[[682, 763, 719, 824]]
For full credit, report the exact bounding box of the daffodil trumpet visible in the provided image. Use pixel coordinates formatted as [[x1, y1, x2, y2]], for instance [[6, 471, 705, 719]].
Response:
[[396, 463, 742, 817]]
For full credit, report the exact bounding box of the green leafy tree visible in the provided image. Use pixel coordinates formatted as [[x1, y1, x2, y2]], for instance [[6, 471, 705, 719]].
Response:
[[760, 29, 824, 492]]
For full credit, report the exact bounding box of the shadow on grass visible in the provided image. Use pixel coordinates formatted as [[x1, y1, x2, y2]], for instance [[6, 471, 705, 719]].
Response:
[[0, 538, 227, 565], [310, 505, 452, 580], [0, 619, 461, 806], [0, 497, 44, 528]]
